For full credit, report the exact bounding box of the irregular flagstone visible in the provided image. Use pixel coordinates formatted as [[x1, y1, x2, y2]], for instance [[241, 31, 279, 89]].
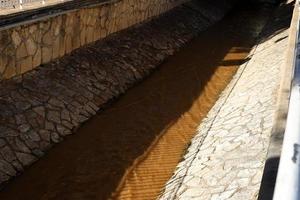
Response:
[[0, 2, 232, 187], [159, 2, 292, 200]]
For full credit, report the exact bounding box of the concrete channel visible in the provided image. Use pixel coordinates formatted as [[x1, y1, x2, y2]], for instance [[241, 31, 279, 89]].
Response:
[[0, 0, 294, 200]]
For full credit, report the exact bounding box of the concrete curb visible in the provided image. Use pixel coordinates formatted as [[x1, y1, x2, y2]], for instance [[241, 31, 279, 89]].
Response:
[[258, 0, 296, 199]]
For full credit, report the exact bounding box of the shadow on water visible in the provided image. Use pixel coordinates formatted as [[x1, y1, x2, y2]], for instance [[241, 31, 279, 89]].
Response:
[[0, 1, 293, 200]]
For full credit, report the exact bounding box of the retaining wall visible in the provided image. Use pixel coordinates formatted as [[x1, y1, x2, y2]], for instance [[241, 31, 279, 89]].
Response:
[[0, 0, 189, 80]]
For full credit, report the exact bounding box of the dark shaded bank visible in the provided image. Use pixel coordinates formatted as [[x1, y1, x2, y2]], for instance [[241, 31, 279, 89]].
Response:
[[0, 1, 277, 200]]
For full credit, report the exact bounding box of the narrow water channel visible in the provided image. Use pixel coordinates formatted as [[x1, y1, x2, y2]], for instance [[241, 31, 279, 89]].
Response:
[[0, 4, 273, 200]]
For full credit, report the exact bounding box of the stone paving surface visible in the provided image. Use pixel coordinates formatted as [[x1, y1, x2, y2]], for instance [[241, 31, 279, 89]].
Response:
[[0, 1, 232, 187], [159, 2, 293, 200]]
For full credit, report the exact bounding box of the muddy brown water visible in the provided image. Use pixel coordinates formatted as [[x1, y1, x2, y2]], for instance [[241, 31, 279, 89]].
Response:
[[0, 4, 272, 200]]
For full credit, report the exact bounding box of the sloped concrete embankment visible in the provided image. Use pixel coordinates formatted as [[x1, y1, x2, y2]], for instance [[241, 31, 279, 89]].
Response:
[[0, 0, 234, 187]]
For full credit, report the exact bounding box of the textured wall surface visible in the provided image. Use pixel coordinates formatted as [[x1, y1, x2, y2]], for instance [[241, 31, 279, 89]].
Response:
[[0, 0, 189, 80]]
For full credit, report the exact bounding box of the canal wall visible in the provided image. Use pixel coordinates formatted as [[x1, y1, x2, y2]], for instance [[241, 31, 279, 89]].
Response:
[[0, 0, 234, 189], [0, 0, 192, 80]]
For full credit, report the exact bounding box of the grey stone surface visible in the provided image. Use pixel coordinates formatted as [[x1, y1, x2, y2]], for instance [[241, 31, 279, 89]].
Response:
[[159, 3, 291, 200]]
